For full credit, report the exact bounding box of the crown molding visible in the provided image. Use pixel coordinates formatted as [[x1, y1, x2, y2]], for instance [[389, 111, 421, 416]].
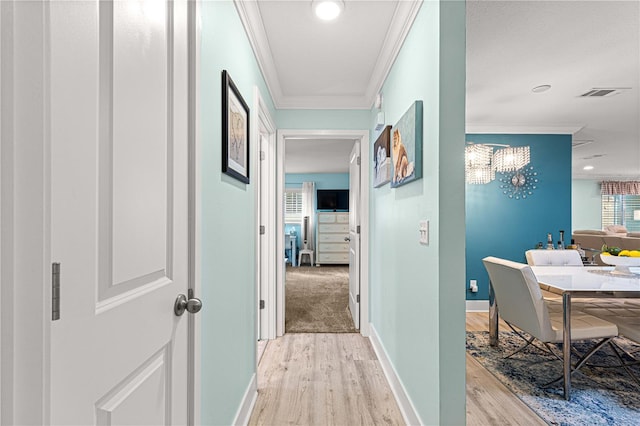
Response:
[[235, 0, 422, 110], [466, 124, 585, 135], [234, 1, 283, 104], [363, 0, 423, 109]]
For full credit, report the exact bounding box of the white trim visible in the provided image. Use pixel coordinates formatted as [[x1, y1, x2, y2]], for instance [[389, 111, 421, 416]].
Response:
[[465, 124, 584, 135], [188, 1, 202, 424], [2, 2, 50, 423], [465, 300, 489, 312], [232, 373, 258, 426], [253, 86, 277, 345], [368, 324, 422, 426], [234, 1, 421, 110], [233, 1, 283, 106], [275, 129, 370, 337]]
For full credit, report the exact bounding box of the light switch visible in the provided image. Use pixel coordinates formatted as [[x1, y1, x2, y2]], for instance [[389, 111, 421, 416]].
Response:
[[419, 220, 429, 245]]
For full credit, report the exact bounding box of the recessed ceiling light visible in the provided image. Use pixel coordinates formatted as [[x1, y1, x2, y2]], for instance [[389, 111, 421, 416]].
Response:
[[312, 0, 344, 21], [532, 85, 551, 93], [583, 165, 594, 171]]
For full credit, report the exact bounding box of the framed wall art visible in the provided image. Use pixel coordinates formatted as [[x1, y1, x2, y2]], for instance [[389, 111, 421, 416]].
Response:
[[390, 100, 423, 188], [222, 70, 250, 184], [373, 125, 391, 187]]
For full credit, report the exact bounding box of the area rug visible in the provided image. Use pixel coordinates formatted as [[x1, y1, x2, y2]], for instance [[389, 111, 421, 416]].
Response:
[[467, 331, 640, 425], [285, 265, 357, 333]]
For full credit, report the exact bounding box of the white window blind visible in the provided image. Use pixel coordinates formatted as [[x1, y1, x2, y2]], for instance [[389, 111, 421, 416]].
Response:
[[602, 195, 640, 232], [285, 189, 303, 224]]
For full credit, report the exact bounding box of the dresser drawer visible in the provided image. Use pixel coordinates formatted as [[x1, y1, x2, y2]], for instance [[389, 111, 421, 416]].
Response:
[[318, 253, 350, 263], [318, 214, 337, 224], [318, 233, 348, 243], [336, 214, 349, 224], [318, 224, 348, 233], [319, 242, 349, 252]]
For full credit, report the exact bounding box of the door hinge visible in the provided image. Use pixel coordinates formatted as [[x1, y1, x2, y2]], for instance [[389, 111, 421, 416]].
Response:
[[52, 262, 61, 321], [259, 225, 265, 235], [260, 151, 266, 161], [356, 294, 360, 303], [357, 156, 361, 166], [356, 225, 360, 234], [260, 300, 265, 309]]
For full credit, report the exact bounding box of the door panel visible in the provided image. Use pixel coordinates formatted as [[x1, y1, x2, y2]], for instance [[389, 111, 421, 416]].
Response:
[[349, 142, 360, 329], [49, 1, 189, 424]]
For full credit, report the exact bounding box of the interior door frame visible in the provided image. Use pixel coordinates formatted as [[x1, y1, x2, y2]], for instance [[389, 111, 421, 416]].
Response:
[[253, 86, 277, 349], [275, 129, 370, 337], [0, 1, 201, 423]]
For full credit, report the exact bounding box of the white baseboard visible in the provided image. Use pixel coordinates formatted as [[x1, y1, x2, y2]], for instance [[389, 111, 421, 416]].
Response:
[[368, 324, 422, 426], [233, 373, 257, 426], [466, 300, 489, 312]]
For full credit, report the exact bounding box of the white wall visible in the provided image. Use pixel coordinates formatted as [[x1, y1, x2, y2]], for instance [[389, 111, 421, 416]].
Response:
[[572, 179, 602, 230]]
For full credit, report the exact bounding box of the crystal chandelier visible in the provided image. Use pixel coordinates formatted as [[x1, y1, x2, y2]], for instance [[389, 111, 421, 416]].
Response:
[[465, 144, 495, 184], [465, 143, 531, 184], [492, 146, 530, 173]]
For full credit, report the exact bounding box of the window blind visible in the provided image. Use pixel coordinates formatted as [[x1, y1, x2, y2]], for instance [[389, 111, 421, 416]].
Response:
[[601, 194, 640, 232], [284, 190, 303, 224]]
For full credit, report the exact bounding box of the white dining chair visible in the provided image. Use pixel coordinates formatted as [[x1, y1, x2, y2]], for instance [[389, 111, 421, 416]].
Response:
[[525, 249, 583, 266], [482, 256, 620, 385]]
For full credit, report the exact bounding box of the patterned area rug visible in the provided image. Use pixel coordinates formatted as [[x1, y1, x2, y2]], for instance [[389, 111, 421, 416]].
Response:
[[285, 265, 357, 333], [467, 331, 640, 425]]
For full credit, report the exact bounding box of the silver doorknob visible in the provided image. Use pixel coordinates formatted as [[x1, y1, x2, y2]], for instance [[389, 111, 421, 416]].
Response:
[[344, 237, 350, 242], [174, 293, 203, 316]]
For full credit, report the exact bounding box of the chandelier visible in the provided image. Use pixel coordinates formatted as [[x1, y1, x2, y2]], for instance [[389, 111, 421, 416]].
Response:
[[465, 144, 494, 184], [465, 143, 531, 184], [492, 146, 530, 173]]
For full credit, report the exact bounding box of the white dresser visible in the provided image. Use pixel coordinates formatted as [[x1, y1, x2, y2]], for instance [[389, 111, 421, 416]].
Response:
[[316, 212, 349, 265]]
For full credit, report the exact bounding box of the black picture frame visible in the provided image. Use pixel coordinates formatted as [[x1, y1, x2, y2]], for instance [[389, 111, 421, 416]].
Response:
[[222, 70, 250, 184]]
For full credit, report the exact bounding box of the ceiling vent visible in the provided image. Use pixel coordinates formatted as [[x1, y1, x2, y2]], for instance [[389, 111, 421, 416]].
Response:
[[582, 154, 606, 160], [579, 88, 628, 97], [572, 140, 593, 148]]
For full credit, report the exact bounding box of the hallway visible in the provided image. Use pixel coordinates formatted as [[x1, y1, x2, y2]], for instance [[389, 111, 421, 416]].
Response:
[[248, 334, 404, 425]]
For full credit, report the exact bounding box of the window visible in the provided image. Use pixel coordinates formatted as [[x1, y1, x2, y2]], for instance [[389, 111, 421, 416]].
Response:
[[284, 189, 303, 224], [602, 195, 640, 232]]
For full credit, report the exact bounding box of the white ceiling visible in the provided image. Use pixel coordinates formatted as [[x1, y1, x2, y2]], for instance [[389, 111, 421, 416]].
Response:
[[237, 0, 640, 179], [285, 139, 355, 173]]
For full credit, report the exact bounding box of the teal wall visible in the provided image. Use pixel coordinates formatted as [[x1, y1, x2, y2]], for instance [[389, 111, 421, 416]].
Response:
[[200, 2, 276, 424], [285, 173, 349, 190], [277, 109, 370, 129], [368, 1, 466, 424], [573, 179, 602, 230], [284, 173, 349, 248], [465, 134, 572, 301]]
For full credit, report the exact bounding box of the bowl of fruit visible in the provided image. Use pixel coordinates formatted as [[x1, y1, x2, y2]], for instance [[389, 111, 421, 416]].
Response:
[[599, 246, 640, 275]]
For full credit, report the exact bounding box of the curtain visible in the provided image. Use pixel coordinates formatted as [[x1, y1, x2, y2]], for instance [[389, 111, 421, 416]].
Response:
[[301, 182, 316, 251], [601, 181, 640, 195]]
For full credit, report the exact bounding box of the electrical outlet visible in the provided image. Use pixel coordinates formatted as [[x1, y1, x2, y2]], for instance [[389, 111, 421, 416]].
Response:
[[470, 280, 478, 293]]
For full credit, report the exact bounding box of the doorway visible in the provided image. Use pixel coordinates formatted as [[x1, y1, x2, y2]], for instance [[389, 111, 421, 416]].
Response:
[[275, 130, 370, 337]]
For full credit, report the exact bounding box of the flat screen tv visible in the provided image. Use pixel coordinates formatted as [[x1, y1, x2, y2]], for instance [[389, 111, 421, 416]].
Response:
[[317, 189, 349, 211]]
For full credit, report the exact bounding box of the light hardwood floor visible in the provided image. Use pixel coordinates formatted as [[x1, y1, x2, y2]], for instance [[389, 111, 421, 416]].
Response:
[[249, 313, 546, 426], [465, 312, 546, 425], [249, 333, 405, 425]]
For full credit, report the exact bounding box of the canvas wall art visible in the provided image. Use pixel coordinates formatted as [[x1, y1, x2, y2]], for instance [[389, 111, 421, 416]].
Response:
[[373, 125, 391, 188], [390, 100, 423, 188]]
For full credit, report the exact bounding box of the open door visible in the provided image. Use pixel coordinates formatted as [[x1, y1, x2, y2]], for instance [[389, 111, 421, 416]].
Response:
[[348, 142, 361, 329], [48, 1, 194, 423]]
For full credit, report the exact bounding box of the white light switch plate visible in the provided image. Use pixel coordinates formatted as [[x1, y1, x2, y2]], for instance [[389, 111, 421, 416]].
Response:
[[419, 220, 429, 245]]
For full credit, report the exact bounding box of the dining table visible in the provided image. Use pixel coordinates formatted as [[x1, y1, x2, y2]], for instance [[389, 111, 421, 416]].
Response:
[[488, 264, 640, 400]]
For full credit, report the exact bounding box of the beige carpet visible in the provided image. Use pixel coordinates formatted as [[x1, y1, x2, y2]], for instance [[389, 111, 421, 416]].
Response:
[[285, 265, 357, 333]]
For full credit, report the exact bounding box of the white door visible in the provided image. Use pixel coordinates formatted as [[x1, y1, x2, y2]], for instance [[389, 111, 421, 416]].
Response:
[[49, 1, 192, 424], [348, 142, 361, 329]]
